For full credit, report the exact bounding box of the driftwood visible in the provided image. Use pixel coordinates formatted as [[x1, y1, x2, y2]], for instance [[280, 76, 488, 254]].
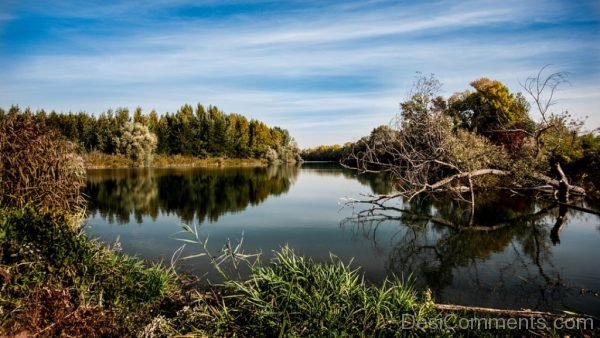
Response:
[[530, 163, 586, 197], [551, 200, 600, 216], [434, 304, 592, 321], [349, 164, 587, 208]]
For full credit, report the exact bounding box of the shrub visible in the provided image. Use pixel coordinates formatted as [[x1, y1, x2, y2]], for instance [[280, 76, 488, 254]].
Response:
[[0, 208, 178, 336], [264, 147, 279, 164], [445, 130, 510, 173], [0, 111, 85, 222], [114, 121, 158, 167]]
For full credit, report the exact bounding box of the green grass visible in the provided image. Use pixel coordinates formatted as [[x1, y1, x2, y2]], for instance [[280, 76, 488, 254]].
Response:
[[0, 208, 179, 336], [143, 245, 598, 337], [154, 246, 452, 337]]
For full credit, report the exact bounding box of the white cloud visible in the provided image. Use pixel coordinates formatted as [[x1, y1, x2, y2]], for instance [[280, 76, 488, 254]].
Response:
[[1, 0, 598, 147]]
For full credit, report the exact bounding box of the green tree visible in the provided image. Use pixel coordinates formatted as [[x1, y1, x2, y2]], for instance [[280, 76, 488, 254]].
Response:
[[208, 106, 228, 156], [540, 113, 584, 164], [95, 111, 119, 154], [249, 120, 271, 157], [176, 104, 196, 155], [133, 106, 147, 125], [448, 78, 533, 151], [114, 122, 158, 166], [228, 113, 250, 157]]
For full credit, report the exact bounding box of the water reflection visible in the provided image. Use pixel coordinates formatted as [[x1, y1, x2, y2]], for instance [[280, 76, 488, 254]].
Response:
[[296, 162, 394, 195], [85, 165, 299, 224], [341, 193, 600, 314], [84, 164, 600, 316]]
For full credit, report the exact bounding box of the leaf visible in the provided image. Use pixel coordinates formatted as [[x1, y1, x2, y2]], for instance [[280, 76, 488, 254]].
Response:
[[182, 253, 207, 260], [172, 238, 201, 244]]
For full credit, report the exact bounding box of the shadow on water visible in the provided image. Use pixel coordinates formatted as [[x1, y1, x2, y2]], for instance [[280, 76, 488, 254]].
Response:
[[84, 163, 390, 224]]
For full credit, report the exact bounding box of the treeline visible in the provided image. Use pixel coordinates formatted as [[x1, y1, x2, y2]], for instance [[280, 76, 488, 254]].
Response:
[[0, 104, 300, 162], [301, 144, 351, 161]]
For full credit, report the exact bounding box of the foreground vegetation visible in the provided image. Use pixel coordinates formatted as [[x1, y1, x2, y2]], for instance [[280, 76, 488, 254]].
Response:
[[0, 209, 179, 336], [144, 246, 443, 336], [2, 215, 594, 336], [0, 111, 178, 335]]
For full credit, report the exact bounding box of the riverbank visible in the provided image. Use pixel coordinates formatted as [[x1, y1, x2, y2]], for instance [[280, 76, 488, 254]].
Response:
[[1, 209, 595, 336], [0, 208, 180, 336], [83, 152, 268, 169]]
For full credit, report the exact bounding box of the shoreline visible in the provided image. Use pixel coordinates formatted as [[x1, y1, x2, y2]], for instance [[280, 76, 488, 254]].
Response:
[[82, 153, 269, 169]]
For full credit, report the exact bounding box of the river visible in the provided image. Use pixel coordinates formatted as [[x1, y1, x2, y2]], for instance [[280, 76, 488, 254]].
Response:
[[84, 162, 600, 316]]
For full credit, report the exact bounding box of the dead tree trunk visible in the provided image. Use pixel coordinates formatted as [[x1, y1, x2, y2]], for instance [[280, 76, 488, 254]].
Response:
[[556, 162, 571, 202]]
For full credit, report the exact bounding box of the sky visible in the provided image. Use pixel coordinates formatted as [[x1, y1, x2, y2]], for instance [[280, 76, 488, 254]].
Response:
[[0, 0, 599, 148]]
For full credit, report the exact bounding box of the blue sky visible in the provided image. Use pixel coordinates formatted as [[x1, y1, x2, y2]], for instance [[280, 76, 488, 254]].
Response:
[[1, 0, 599, 147]]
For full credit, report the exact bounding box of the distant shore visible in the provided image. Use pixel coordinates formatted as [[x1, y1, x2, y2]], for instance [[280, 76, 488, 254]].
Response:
[[82, 152, 269, 169]]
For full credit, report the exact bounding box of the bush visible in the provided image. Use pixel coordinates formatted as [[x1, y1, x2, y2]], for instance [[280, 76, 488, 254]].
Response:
[[0, 111, 85, 222], [445, 130, 510, 173], [0, 208, 179, 336], [114, 121, 158, 167], [264, 147, 279, 164]]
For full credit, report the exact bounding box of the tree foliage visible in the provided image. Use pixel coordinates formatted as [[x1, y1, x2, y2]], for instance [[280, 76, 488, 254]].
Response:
[[301, 144, 351, 161], [447, 78, 533, 151], [0, 103, 300, 163], [344, 70, 590, 203], [114, 122, 158, 166]]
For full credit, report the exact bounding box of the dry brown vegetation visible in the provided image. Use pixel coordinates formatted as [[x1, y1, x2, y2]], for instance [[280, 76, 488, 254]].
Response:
[[83, 151, 267, 169], [5, 287, 121, 337], [0, 112, 85, 222]]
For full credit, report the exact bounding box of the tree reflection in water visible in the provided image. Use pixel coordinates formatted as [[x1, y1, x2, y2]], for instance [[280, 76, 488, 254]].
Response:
[[340, 192, 592, 312], [84, 165, 299, 224], [298, 162, 394, 196]]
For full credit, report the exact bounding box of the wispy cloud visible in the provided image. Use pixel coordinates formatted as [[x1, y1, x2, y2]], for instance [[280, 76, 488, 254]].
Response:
[[0, 0, 598, 147]]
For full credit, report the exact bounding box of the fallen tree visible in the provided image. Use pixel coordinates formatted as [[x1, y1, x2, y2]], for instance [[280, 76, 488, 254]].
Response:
[[343, 70, 588, 210]]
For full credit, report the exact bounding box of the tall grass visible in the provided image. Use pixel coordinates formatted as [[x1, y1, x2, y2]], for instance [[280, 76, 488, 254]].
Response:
[[217, 247, 438, 336], [148, 225, 596, 337], [157, 246, 449, 337]]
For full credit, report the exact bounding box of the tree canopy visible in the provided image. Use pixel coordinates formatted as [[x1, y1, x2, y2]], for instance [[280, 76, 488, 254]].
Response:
[[343, 70, 596, 206], [0, 104, 300, 163]]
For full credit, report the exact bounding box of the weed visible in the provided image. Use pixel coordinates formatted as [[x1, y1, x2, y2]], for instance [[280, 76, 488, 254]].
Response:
[[0, 208, 179, 336]]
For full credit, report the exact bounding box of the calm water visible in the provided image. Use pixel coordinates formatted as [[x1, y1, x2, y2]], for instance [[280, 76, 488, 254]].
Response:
[[84, 163, 600, 316]]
